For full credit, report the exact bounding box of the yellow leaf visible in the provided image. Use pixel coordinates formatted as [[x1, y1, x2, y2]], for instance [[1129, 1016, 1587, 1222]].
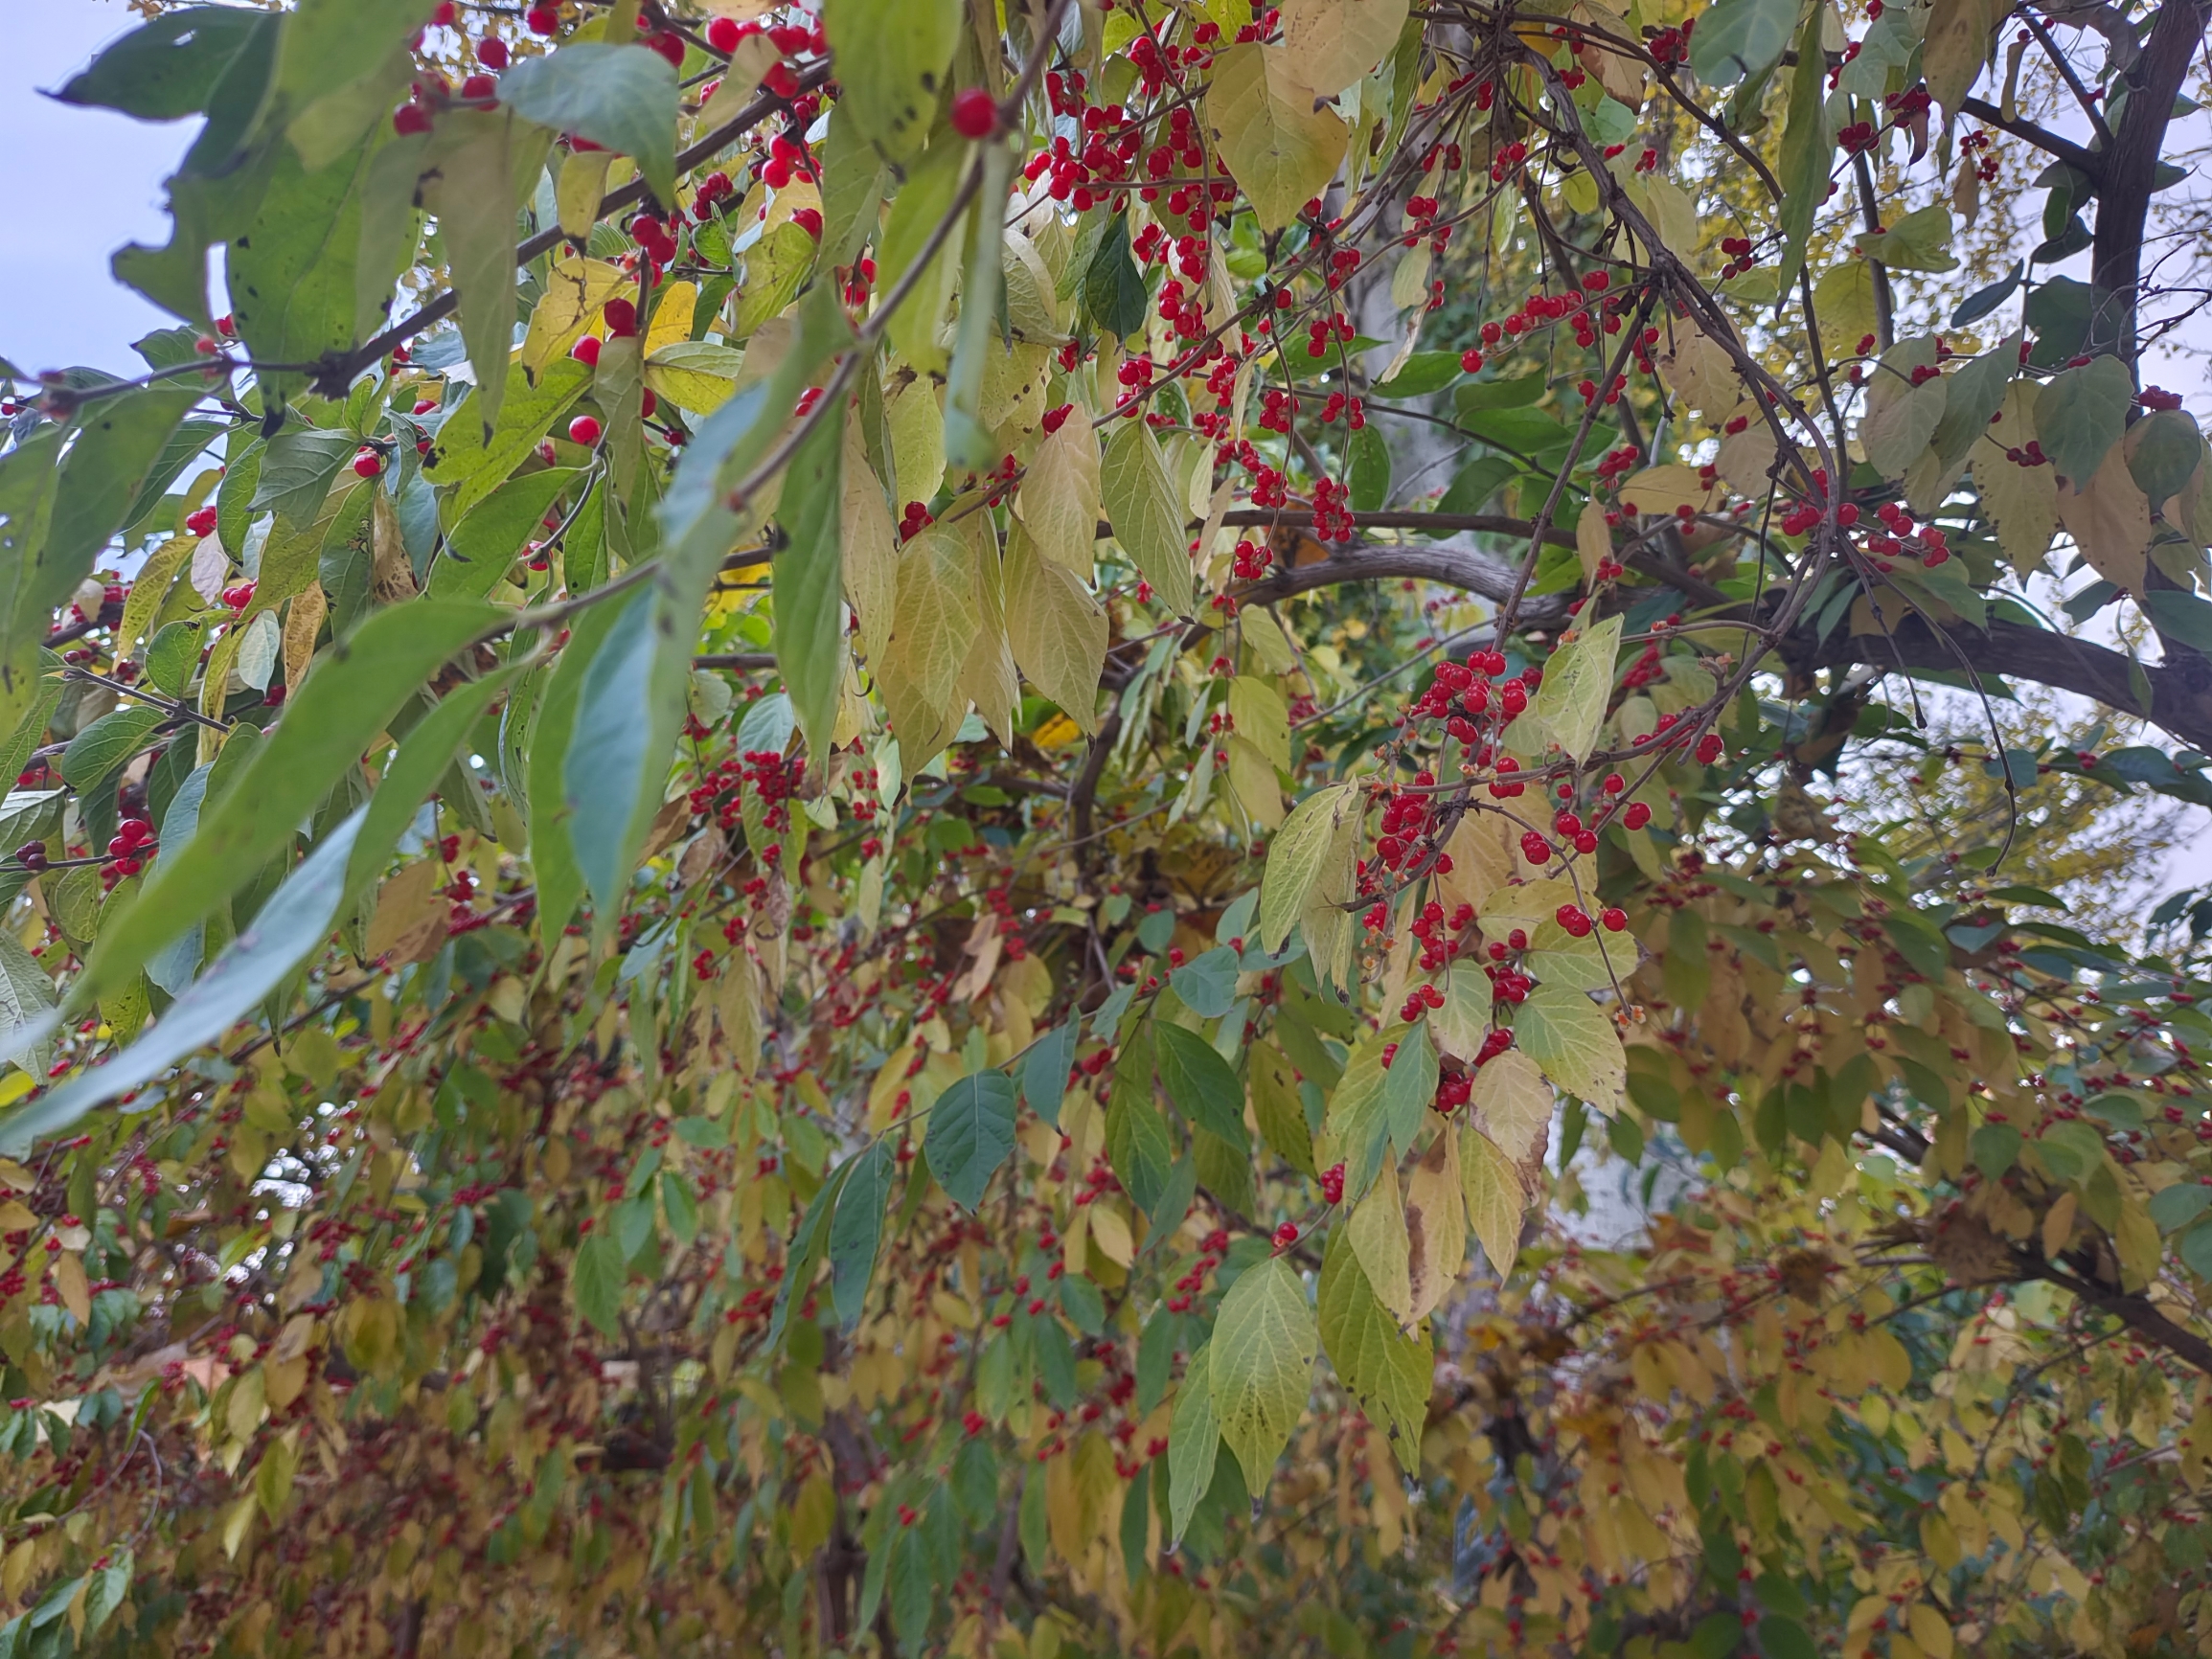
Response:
[[1618, 465, 1714, 516], [519, 258, 629, 375], [1088, 1203, 1134, 1268], [1205, 44, 1350, 232], [1404, 1129, 1464, 1323], [644, 282, 698, 356], [2041, 1190, 2077, 1261], [1015, 416, 1103, 577], [1472, 1050, 1553, 1174], [842, 416, 901, 669], [2055, 446, 2152, 592], [1909, 1602, 1955, 1659], [53, 1250, 90, 1325], [1972, 382, 2059, 573], [1576, 497, 1611, 586], [1279, 0, 1412, 96], [644, 341, 745, 416]]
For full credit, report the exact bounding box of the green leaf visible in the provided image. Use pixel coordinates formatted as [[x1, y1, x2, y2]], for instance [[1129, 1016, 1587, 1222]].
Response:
[[527, 597, 624, 943], [1101, 418, 1195, 618], [1250, 1044, 1316, 1177], [1317, 1225, 1428, 1474], [828, 1139, 895, 1329], [572, 1231, 624, 1340], [1514, 986, 1627, 1111], [421, 110, 552, 433], [1324, 1029, 1397, 1200], [1855, 203, 1958, 273], [1167, 1341, 1221, 1545], [0, 808, 367, 1153], [345, 666, 522, 903], [1380, 1017, 1438, 1158], [820, 0, 962, 162], [1522, 613, 1623, 761], [422, 362, 592, 519], [1348, 424, 1392, 513], [498, 43, 677, 207], [1169, 946, 1240, 1018], [1208, 1254, 1317, 1491], [924, 1071, 1017, 1210], [228, 137, 372, 396], [1772, 7, 1827, 301], [431, 469, 583, 599], [1688, 0, 1799, 86], [2033, 353, 2133, 488], [773, 409, 845, 778], [1106, 1024, 1174, 1213], [1757, 1615, 1820, 1659], [44, 388, 197, 600], [1374, 352, 1464, 398], [562, 588, 679, 917], [60, 708, 165, 797], [2140, 591, 2212, 654], [251, 427, 357, 526], [57, 6, 276, 121], [2127, 407, 2204, 509], [767, 1154, 855, 1351], [1952, 261, 2023, 327], [0, 930, 57, 1078], [1259, 783, 1357, 953], [1082, 214, 1151, 341], [1020, 1018, 1078, 1128], [1971, 1121, 2020, 1178], [1156, 1023, 1249, 1151], [80, 599, 500, 1006], [2150, 1181, 2212, 1233]]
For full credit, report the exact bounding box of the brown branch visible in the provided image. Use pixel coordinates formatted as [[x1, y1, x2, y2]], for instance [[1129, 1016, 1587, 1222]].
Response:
[[2041, 1265, 2212, 1378]]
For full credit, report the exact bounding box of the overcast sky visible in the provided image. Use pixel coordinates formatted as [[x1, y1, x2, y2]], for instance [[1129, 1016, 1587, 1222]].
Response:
[[5, 1, 2207, 895]]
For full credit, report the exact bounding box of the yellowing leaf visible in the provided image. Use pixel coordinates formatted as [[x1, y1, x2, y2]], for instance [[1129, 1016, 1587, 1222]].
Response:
[[1471, 1050, 1552, 1172], [1168, 1342, 1221, 1542], [842, 416, 900, 669], [1461, 1123, 1529, 1278], [1004, 527, 1106, 736], [1514, 985, 1627, 1111], [1208, 1254, 1317, 1489], [1349, 1160, 1414, 1328], [1576, 498, 1611, 586], [644, 282, 698, 356], [519, 259, 630, 375], [1617, 465, 1713, 516], [1521, 613, 1623, 762], [2054, 446, 2152, 593], [1318, 1224, 1430, 1473], [1259, 783, 1358, 953], [884, 524, 980, 720], [1015, 414, 1102, 576], [645, 341, 745, 416], [1971, 383, 2058, 573], [1100, 418, 1196, 616], [1205, 43, 1349, 233], [1279, 0, 1412, 96]]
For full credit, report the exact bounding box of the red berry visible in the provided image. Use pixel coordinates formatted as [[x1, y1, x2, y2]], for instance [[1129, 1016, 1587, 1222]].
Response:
[[393, 102, 433, 136], [639, 389, 657, 420], [1623, 802, 1652, 830], [352, 450, 383, 478], [949, 87, 999, 139], [1601, 908, 1629, 932], [706, 16, 743, 53], [525, 5, 559, 35], [460, 73, 497, 101], [1271, 1222, 1299, 1251], [1695, 733, 1724, 764], [570, 335, 602, 366], [184, 507, 217, 537], [602, 298, 637, 337], [646, 30, 685, 68], [790, 207, 823, 239], [476, 37, 509, 70], [431, 1, 457, 22], [568, 415, 604, 445]]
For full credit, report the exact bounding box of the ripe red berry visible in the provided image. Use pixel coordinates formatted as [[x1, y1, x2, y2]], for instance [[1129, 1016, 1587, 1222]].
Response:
[[790, 206, 822, 239], [1601, 908, 1629, 932], [432, 0, 457, 22], [706, 16, 743, 53], [1271, 1221, 1299, 1251], [645, 30, 685, 68], [460, 73, 497, 102], [639, 389, 658, 420], [476, 36, 509, 70], [525, 5, 559, 35], [352, 449, 383, 478], [185, 507, 217, 537], [570, 334, 602, 366], [602, 297, 637, 337], [1695, 733, 1724, 764], [1623, 801, 1652, 830], [393, 102, 433, 136], [949, 87, 999, 139], [567, 415, 604, 445]]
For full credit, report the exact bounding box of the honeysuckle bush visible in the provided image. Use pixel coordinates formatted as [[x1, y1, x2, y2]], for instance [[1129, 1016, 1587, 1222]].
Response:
[[0, 0, 2210, 1652]]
